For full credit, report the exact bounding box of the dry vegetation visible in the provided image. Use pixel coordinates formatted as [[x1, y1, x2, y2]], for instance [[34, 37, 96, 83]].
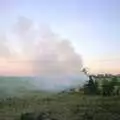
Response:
[[0, 76, 120, 120]]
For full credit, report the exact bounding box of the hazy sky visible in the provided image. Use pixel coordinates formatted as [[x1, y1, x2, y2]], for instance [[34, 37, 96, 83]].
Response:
[[0, 0, 119, 74]]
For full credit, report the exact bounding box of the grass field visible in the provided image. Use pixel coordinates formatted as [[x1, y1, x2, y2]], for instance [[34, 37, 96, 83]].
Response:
[[0, 76, 120, 120], [0, 91, 120, 120]]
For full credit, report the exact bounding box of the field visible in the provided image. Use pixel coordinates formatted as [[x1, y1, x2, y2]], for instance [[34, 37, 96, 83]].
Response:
[[0, 91, 120, 120], [0, 76, 120, 120]]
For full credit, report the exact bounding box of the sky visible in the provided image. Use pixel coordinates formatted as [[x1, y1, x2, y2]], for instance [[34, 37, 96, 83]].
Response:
[[0, 0, 119, 75]]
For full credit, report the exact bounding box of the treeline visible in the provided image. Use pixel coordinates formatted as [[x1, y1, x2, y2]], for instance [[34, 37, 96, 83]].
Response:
[[83, 75, 120, 96]]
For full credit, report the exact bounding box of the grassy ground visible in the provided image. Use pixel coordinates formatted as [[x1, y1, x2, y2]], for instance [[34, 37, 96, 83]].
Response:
[[0, 91, 120, 120]]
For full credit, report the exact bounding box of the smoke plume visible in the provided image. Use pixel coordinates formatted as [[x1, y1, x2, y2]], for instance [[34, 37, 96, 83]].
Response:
[[0, 17, 88, 91]]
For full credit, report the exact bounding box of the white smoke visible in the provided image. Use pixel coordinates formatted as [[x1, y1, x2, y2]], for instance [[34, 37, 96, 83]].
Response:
[[0, 17, 88, 91], [0, 34, 12, 58]]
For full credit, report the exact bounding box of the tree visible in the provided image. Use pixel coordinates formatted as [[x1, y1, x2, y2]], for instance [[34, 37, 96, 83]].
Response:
[[111, 77, 120, 95], [94, 79, 100, 94], [101, 77, 117, 96], [102, 79, 110, 96], [81, 67, 100, 95], [83, 76, 99, 95]]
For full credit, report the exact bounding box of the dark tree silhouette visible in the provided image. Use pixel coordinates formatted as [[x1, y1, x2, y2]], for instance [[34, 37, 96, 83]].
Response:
[[83, 76, 99, 95]]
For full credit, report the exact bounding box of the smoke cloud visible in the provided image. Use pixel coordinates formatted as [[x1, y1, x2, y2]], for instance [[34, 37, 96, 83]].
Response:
[[0, 34, 12, 58], [0, 16, 88, 91]]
